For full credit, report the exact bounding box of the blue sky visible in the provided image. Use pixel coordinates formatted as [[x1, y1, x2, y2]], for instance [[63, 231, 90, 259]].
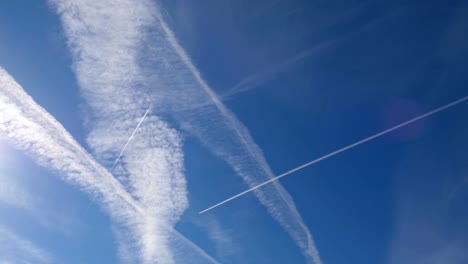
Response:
[[0, 0, 467, 263]]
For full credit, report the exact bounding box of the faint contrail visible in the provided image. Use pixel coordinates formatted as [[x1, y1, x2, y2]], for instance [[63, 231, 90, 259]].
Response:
[[200, 95, 468, 214], [110, 107, 151, 170]]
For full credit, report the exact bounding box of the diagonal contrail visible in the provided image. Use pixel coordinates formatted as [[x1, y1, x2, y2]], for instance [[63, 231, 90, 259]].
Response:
[[82, 107, 150, 218], [110, 107, 151, 170], [200, 95, 468, 214]]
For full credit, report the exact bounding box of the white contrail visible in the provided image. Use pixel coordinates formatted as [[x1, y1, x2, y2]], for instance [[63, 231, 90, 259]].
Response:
[[110, 107, 151, 170], [52, 0, 322, 262], [0, 67, 144, 216], [223, 10, 402, 100], [200, 95, 468, 214], [223, 38, 339, 99], [0, 67, 219, 264], [81, 106, 150, 216], [148, 9, 323, 264], [48, 0, 201, 263], [170, 231, 221, 264]]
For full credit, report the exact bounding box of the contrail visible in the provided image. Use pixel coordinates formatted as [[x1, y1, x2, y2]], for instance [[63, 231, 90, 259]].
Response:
[[156, 13, 322, 263], [110, 107, 151, 170], [200, 95, 468, 214], [82, 107, 150, 216], [1, 66, 217, 264]]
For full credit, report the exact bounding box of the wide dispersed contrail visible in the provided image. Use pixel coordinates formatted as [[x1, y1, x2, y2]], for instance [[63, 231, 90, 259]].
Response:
[[200, 95, 468, 214], [1, 66, 216, 264], [110, 107, 151, 170], [155, 10, 323, 263]]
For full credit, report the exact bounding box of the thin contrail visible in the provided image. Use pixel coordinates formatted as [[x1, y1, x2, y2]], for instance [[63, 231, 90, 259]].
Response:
[[82, 107, 150, 217], [110, 107, 151, 170], [200, 95, 468, 214]]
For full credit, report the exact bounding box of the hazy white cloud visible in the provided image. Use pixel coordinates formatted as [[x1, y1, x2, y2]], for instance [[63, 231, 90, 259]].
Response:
[[0, 66, 144, 257], [192, 214, 238, 261], [140, 9, 323, 264], [0, 226, 54, 264], [49, 0, 321, 262], [0, 172, 83, 236], [223, 38, 338, 99], [0, 67, 218, 264], [222, 8, 401, 101], [0, 66, 144, 218], [48, 0, 192, 263], [0, 177, 30, 210]]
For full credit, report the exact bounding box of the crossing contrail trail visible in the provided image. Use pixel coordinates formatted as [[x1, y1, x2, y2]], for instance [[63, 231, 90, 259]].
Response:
[[110, 107, 151, 170], [82, 107, 151, 217], [199, 95, 468, 214]]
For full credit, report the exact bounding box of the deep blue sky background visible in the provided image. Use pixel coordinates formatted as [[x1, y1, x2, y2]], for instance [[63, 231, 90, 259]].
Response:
[[1, 0, 468, 263]]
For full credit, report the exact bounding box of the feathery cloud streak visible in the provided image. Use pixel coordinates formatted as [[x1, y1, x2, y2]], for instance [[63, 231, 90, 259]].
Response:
[[48, 0, 194, 263], [222, 9, 402, 100], [110, 107, 151, 170], [223, 38, 339, 99], [0, 174, 79, 234], [0, 67, 143, 216], [0, 226, 53, 264], [48, 0, 321, 262], [191, 214, 238, 261], [138, 8, 322, 264], [0, 67, 218, 264]]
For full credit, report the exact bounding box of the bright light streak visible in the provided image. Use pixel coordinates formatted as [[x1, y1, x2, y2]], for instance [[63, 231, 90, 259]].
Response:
[[200, 95, 468, 214]]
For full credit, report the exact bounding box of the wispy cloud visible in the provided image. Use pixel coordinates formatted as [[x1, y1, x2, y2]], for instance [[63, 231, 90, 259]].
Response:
[[223, 38, 339, 99], [47, 0, 196, 263], [0, 67, 218, 264], [110, 107, 151, 170], [0, 174, 80, 235], [0, 177, 31, 210], [141, 8, 323, 264], [169, 230, 221, 263], [0, 66, 144, 216], [48, 0, 321, 262], [222, 8, 402, 100], [190, 214, 238, 261], [0, 225, 54, 264]]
